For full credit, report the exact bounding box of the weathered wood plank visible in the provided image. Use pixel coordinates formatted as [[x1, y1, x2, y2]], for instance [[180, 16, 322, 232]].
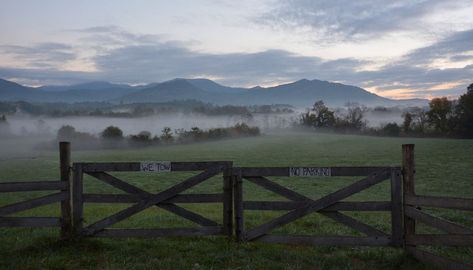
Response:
[[321, 211, 387, 237], [390, 168, 403, 247], [406, 235, 473, 246], [158, 204, 219, 226], [257, 235, 391, 246], [0, 217, 61, 227], [83, 193, 223, 204], [403, 144, 416, 249], [233, 171, 244, 242], [405, 206, 473, 234], [223, 171, 233, 236], [94, 227, 224, 237], [59, 141, 72, 239], [245, 176, 308, 201], [243, 201, 392, 211], [0, 181, 66, 192], [82, 166, 222, 236], [245, 169, 389, 241], [72, 163, 83, 235], [0, 192, 67, 216], [79, 161, 231, 172], [406, 246, 473, 270], [86, 172, 145, 194], [406, 195, 473, 211], [239, 167, 395, 177]]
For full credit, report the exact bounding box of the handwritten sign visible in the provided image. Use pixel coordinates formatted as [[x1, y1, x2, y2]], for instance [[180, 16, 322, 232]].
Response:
[[289, 167, 331, 177], [140, 161, 171, 172]]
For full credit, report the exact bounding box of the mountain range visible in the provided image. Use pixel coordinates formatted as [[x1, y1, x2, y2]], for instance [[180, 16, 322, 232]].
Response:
[[0, 77, 428, 107]]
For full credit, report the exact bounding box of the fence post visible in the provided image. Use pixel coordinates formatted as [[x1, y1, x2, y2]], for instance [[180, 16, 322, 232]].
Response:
[[233, 168, 244, 242], [390, 167, 403, 247], [71, 163, 83, 236], [59, 141, 72, 239], [223, 165, 233, 237], [402, 144, 416, 249]]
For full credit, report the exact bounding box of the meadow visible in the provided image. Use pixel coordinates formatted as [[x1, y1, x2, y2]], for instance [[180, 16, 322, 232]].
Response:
[[0, 132, 472, 269]]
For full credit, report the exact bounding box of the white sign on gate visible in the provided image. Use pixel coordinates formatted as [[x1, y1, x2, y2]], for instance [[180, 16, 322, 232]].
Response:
[[289, 167, 331, 177], [140, 161, 171, 172]]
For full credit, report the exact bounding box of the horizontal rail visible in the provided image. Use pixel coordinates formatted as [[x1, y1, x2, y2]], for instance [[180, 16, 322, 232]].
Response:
[[406, 247, 473, 270], [0, 181, 66, 192], [93, 226, 224, 237], [406, 234, 473, 246], [0, 192, 67, 216], [405, 206, 473, 234], [405, 195, 473, 211], [0, 217, 60, 227], [83, 193, 223, 204], [237, 167, 397, 177], [243, 201, 392, 211], [76, 162, 232, 172], [256, 235, 392, 246]]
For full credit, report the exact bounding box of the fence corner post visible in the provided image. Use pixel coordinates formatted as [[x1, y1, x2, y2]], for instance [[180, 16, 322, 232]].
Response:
[[233, 168, 244, 242], [223, 163, 233, 237], [402, 144, 416, 250], [59, 141, 72, 239]]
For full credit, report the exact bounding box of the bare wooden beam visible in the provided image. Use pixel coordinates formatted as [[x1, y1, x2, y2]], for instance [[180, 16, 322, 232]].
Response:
[[406, 195, 473, 211], [72, 163, 83, 236], [233, 170, 244, 242], [159, 204, 219, 226], [242, 201, 392, 211], [0, 181, 66, 192], [405, 206, 473, 234], [321, 211, 387, 237], [94, 227, 224, 237], [223, 169, 233, 236], [257, 235, 391, 246], [245, 176, 308, 201], [0, 217, 61, 227], [78, 161, 232, 172], [59, 141, 72, 239], [83, 193, 223, 204], [238, 167, 395, 177], [406, 235, 473, 246], [0, 192, 67, 216], [390, 168, 403, 247], [403, 144, 416, 249]]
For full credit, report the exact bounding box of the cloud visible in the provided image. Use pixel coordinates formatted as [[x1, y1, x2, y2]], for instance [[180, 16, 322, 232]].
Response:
[[255, 0, 469, 41], [0, 43, 76, 68]]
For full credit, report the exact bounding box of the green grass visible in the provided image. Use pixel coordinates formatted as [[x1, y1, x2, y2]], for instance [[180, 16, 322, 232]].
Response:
[[0, 132, 472, 269]]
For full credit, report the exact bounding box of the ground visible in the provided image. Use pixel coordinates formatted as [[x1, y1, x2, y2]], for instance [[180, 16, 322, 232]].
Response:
[[0, 132, 472, 269]]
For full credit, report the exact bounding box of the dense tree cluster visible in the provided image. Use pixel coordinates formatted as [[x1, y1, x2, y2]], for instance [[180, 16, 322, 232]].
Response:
[[300, 83, 473, 138]]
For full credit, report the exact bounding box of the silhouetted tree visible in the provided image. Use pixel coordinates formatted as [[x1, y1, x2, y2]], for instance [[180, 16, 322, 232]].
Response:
[[160, 127, 173, 143], [455, 83, 473, 137], [301, 100, 336, 128], [427, 97, 453, 133], [402, 112, 413, 133], [101, 126, 123, 139]]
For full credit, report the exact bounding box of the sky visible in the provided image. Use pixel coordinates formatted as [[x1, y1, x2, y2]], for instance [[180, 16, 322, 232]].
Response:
[[0, 0, 472, 99]]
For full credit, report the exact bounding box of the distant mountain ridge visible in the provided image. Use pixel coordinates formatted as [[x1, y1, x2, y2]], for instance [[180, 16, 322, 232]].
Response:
[[0, 77, 428, 107]]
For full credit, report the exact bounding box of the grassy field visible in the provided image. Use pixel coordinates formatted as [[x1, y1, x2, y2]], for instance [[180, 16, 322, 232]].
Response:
[[0, 132, 472, 269]]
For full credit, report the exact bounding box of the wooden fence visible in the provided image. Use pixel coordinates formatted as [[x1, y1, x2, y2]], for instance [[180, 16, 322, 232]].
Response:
[[0, 142, 71, 238], [71, 161, 233, 237], [231, 166, 402, 246], [0, 142, 472, 269]]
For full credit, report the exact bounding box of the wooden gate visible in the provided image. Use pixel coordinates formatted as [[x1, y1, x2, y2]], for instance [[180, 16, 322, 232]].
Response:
[[232, 166, 403, 247], [71, 161, 233, 237]]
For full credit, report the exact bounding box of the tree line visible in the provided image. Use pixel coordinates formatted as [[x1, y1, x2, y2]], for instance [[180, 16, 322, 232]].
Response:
[[300, 83, 473, 138]]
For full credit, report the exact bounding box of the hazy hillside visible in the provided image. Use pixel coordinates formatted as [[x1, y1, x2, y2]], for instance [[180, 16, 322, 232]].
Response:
[[0, 78, 428, 107]]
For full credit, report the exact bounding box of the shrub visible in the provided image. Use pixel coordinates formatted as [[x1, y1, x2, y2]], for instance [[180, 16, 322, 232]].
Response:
[[101, 126, 123, 139]]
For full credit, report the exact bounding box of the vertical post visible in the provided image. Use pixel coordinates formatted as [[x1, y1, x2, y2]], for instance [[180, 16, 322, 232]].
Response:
[[390, 167, 403, 247], [223, 166, 233, 237], [402, 144, 416, 249], [72, 163, 83, 236], [233, 169, 244, 242], [59, 141, 72, 239]]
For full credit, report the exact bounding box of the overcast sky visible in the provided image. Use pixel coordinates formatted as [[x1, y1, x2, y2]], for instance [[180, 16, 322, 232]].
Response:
[[1, 0, 472, 99]]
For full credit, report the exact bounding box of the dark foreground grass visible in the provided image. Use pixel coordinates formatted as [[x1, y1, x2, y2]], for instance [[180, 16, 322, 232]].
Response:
[[0, 132, 472, 269]]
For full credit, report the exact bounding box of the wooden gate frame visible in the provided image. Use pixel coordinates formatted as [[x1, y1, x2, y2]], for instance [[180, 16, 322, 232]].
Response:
[[71, 161, 233, 237], [0, 142, 72, 238], [231, 166, 403, 247], [402, 144, 473, 270]]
